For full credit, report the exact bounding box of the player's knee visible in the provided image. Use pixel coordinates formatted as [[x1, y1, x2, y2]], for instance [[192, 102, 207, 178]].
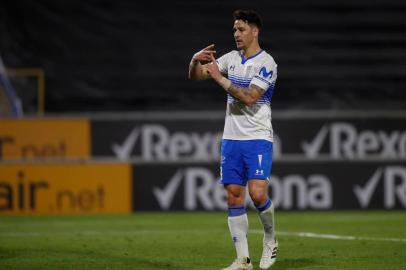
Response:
[[249, 190, 267, 206], [226, 188, 245, 206], [227, 193, 245, 206], [227, 196, 244, 207]]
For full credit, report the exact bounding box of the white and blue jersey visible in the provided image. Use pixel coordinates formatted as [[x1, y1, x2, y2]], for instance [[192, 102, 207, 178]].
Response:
[[217, 49, 277, 142], [217, 49, 277, 185]]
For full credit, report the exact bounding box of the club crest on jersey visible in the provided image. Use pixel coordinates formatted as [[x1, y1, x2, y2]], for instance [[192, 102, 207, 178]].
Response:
[[259, 66, 273, 79]]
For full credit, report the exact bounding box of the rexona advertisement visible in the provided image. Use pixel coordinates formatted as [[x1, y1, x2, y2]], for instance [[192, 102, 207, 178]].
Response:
[[276, 119, 406, 159], [92, 113, 406, 210], [92, 116, 406, 161], [92, 119, 224, 162], [132, 163, 406, 211], [0, 163, 131, 215], [0, 118, 90, 160]]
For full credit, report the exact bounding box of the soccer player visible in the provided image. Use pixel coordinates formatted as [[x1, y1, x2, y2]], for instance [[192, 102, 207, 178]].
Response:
[[188, 9, 278, 270]]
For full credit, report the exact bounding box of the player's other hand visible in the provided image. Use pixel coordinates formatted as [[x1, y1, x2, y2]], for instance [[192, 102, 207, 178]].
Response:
[[192, 44, 216, 63], [207, 54, 222, 81]]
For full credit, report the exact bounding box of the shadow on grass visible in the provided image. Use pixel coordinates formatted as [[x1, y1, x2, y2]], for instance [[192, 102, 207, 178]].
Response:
[[273, 258, 317, 269], [129, 257, 179, 269], [0, 247, 180, 270], [0, 248, 19, 260]]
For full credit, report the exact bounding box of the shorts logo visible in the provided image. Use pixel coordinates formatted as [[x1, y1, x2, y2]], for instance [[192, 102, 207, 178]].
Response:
[[256, 155, 264, 175], [258, 154, 263, 167]]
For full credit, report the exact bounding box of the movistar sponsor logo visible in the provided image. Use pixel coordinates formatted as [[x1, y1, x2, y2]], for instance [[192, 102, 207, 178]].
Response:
[[259, 66, 273, 79]]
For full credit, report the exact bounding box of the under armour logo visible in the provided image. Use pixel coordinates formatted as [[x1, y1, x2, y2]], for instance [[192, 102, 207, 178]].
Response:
[[230, 65, 236, 71], [255, 169, 264, 175]]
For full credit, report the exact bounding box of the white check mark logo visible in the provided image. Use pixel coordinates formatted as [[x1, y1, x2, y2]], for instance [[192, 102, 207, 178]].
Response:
[[112, 127, 139, 160], [301, 125, 329, 158], [353, 168, 382, 208], [153, 170, 183, 210]]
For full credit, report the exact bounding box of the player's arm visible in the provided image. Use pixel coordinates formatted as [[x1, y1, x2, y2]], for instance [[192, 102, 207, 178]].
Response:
[[223, 83, 265, 105], [188, 44, 216, 81], [207, 55, 265, 106]]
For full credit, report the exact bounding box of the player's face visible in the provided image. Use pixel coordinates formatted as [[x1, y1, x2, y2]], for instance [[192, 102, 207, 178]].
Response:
[[233, 20, 257, 50]]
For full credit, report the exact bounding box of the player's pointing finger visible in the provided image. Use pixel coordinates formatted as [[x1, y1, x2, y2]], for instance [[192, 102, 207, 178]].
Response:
[[204, 50, 216, 55], [203, 44, 215, 50]]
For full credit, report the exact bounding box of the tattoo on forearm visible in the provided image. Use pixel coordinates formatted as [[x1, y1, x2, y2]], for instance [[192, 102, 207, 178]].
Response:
[[226, 83, 265, 101], [227, 84, 249, 97]]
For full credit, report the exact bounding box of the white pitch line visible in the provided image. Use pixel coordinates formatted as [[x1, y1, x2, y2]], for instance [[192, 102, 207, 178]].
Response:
[[251, 230, 406, 243]]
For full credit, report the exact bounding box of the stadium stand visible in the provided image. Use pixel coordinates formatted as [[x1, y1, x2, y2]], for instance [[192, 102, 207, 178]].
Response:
[[0, 0, 405, 112]]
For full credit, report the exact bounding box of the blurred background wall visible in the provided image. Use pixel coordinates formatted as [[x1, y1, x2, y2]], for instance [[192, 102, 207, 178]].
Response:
[[1, 0, 406, 113], [0, 1, 405, 214]]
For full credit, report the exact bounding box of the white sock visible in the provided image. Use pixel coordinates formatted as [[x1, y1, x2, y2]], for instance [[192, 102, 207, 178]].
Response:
[[228, 213, 250, 259], [258, 202, 276, 243]]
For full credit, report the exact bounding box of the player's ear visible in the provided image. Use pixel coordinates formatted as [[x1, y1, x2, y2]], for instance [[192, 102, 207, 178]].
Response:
[[252, 26, 259, 38]]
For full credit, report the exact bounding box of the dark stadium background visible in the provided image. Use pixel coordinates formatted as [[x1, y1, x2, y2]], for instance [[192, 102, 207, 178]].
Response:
[[1, 3, 406, 269], [1, 1, 406, 213], [2, 0, 405, 113]]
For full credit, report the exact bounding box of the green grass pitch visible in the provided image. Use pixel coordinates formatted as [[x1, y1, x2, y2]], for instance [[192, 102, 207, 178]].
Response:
[[1, 211, 406, 269]]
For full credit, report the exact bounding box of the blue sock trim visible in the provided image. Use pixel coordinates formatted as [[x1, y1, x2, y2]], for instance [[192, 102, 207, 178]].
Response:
[[256, 198, 272, 212], [228, 205, 246, 217]]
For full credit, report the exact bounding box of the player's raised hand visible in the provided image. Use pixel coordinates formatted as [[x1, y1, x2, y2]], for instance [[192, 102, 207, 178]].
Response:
[[192, 44, 216, 62], [207, 54, 222, 81]]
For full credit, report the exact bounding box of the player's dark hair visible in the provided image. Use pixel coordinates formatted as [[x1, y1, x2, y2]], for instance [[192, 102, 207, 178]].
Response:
[[233, 9, 263, 31]]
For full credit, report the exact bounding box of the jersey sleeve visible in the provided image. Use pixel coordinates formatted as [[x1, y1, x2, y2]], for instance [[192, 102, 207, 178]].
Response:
[[250, 58, 277, 91], [216, 51, 233, 75]]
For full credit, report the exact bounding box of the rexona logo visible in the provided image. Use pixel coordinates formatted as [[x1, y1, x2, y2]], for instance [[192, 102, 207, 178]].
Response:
[[152, 167, 332, 210], [112, 125, 223, 161], [353, 166, 406, 208], [301, 122, 406, 159], [269, 174, 332, 209], [153, 168, 227, 210]]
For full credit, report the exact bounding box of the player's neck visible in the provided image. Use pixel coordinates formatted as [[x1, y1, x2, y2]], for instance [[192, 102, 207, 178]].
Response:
[[242, 43, 261, 59]]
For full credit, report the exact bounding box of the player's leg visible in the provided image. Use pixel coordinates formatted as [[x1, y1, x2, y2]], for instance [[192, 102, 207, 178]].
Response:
[[244, 140, 278, 269], [249, 180, 276, 243], [221, 184, 253, 270], [226, 184, 250, 259], [220, 140, 253, 270], [248, 180, 278, 269]]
